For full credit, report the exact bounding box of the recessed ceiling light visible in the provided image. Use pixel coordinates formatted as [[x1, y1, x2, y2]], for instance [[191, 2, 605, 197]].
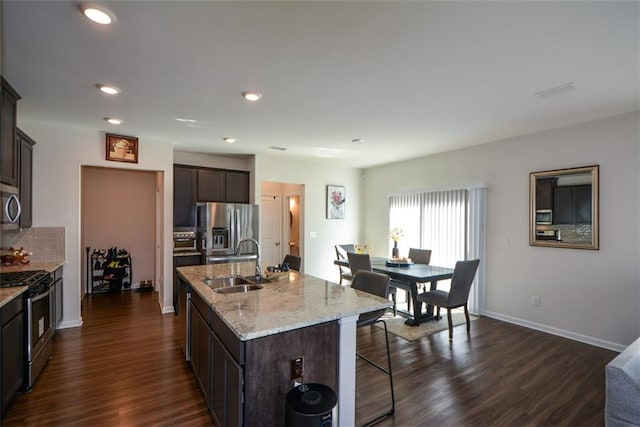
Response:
[[352, 138, 365, 144], [176, 118, 197, 123], [223, 137, 237, 144], [80, 3, 117, 25], [241, 91, 262, 102], [98, 84, 120, 95], [105, 117, 122, 125]]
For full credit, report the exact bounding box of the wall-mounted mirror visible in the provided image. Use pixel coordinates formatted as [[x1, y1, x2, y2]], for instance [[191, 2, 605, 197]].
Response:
[[530, 165, 599, 250]]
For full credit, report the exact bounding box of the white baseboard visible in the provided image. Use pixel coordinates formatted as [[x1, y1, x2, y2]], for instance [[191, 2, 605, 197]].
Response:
[[58, 319, 83, 329], [481, 310, 625, 353]]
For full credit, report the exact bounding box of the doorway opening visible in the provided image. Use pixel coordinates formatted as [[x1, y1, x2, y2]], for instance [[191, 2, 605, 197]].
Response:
[[260, 182, 304, 270], [80, 166, 163, 298]]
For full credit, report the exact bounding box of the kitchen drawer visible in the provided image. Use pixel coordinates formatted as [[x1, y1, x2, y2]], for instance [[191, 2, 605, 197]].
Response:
[[1, 294, 23, 327]]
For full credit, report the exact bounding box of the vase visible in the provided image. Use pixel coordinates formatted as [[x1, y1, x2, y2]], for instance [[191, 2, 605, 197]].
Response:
[[392, 241, 399, 258]]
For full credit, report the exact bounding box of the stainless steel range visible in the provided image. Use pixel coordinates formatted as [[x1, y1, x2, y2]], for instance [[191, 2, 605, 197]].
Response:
[[0, 270, 53, 390]]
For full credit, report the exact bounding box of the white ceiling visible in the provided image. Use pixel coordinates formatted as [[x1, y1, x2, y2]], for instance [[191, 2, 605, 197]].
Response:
[[2, 1, 638, 168]]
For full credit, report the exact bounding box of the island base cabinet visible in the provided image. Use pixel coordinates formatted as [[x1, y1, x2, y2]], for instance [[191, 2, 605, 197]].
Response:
[[189, 301, 211, 404], [210, 331, 243, 427], [242, 321, 338, 426]]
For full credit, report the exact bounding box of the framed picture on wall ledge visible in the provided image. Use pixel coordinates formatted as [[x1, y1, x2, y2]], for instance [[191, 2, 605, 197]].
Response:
[[327, 185, 346, 219], [106, 133, 138, 163]]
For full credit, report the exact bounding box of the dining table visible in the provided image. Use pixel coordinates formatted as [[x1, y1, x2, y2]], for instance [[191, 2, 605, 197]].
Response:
[[334, 256, 454, 326]]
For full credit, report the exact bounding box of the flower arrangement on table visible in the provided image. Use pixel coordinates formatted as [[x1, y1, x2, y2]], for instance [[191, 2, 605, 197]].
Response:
[[389, 227, 404, 243], [387, 227, 404, 260]]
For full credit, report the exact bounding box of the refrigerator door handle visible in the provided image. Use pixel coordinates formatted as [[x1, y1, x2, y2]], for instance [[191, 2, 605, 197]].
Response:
[[230, 208, 236, 253], [236, 209, 241, 245]]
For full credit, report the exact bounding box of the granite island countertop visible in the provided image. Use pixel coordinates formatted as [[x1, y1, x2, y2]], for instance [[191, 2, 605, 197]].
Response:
[[177, 263, 391, 341]]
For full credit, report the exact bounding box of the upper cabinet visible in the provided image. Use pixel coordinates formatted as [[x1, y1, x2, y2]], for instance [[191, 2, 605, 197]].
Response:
[[17, 129, 35, 228], [1, 77, 21, 187], [224, 171, 250, 204], [535, 177, 556, 210], [173, 165, 250, 228], [174, 166, 198, 228], [553, 184, 591, 225], [197, 169, 226, 202]]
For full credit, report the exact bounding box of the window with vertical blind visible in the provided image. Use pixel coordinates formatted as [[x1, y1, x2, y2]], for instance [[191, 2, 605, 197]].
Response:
[[389, 189, 467, 268], [390, 187, 485, 314]]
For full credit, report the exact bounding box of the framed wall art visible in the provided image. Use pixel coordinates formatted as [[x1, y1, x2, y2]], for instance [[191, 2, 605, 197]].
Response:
[[327, 185, 345, 219], [106, 133, 138, 163]]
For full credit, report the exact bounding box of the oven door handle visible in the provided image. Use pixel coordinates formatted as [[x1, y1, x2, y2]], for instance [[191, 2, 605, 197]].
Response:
[[30, 287, 51, 303]]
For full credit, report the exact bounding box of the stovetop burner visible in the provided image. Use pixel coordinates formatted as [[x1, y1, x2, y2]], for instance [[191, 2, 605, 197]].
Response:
[[0, 270, 51, 296]]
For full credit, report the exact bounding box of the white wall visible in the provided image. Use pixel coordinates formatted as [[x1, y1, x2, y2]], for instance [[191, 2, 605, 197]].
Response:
[[256, 155, 363, 282], [364, 112, 640, 350], [21, 121, 175, 326]]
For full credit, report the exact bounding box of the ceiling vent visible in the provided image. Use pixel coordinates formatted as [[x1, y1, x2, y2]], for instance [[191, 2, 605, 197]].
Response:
[[535, 82, 576, 98]]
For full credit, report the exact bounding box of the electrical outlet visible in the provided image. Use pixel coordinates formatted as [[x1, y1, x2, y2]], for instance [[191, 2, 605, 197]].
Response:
[[291, 357, 304, 382], [531, 296, 541, 306]]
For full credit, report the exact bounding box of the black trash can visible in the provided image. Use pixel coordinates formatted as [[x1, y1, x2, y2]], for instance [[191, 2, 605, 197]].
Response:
[[285, 383, 337, 427]]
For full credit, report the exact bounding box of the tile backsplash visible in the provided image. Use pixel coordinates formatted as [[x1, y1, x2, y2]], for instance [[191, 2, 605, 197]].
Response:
[[2, 227, 65, 262]]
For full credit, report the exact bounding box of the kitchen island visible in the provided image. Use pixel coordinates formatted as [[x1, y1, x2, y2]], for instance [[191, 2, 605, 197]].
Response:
[[177, 262, 391, 426]]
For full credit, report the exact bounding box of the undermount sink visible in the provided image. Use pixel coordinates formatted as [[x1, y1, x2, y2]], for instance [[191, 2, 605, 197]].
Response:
[[214, 284, 263, 294], [204, 275, 272, 294], [204, 275, 252, 288]]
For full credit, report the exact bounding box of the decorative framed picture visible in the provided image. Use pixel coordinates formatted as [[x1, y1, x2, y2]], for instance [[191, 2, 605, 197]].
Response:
[[327, 185, 346, 219], [106, 133, 138, 163]]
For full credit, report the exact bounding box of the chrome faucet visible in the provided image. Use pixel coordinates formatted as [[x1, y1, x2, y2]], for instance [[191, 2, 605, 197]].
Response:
[[235, 238, 263, 278]]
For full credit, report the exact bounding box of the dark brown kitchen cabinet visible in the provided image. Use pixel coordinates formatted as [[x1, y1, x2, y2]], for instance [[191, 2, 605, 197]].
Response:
[[51, 266, 63, 333], [1, 293, 25, 415], [1, 77, 21, 187], [554, 185, 592, 224], [187, 287, 338, 426], [225, 171, 250, 204], [536, 177, 556, 211], [17, 129, 35, 228], [197, 169, 226, 202], [189, 292, 211, 405], [173, 165, 197, 227], [173, 253, 201, 313], [173, 164, 251, 227], [211, 330, 243, 427]]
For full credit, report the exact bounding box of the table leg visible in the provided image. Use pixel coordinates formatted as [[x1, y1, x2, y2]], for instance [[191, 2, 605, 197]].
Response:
[[405, 279, 442, 326], [404, 281, 422, 326]]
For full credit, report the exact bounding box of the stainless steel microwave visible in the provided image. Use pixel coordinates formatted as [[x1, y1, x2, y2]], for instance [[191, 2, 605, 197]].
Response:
[[1, 184, 21, 231], [536, 209, 553, 225]]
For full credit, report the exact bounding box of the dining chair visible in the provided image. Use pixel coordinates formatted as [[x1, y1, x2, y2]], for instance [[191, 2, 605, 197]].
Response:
[[416, 259, 480, 340], [335, 244, 356, 284], [348, 252, 397, 316], [350, 270, 395, 425], [408, 248, 431, 265], [282, 254, 301, 271], [389, 248, 432, 312]]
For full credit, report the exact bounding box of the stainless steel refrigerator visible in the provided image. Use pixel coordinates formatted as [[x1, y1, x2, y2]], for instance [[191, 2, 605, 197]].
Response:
[[197, 203, 259, 260]]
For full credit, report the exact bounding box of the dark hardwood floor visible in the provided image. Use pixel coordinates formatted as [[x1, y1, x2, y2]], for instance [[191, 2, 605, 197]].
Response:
[[3, 292, 211, 426], [3, 292, 616, 426]]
